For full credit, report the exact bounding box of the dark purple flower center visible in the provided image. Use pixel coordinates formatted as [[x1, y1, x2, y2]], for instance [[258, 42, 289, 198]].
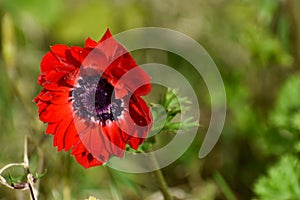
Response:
[[72, 75, 123, 125]]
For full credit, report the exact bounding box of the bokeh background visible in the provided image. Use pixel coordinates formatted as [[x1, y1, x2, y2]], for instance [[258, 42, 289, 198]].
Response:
[[0, 0, 300, 199]]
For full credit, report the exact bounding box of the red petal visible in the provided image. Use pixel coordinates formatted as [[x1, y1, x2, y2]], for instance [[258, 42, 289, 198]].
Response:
[[117, 116, 145, 150], [53, 115, 73, 151], [113, 66, 151, 96], [84, 37, 97, 48], [96, 29, 121, 63], [33, 89, 47, 103], [36, 101, 49, 116], [105, 53, 151, 97], [72, 141, 102, 168], [80, 49, 108, 74], [109, 52, 137, 74], [102, 122, 126, 158], [38, 90, 71, 105], [45, 123, 58, 135], [64, 121, 79, 151], [99, 29, 113, 43], [50, 44, 70, 63], [40, 52, 60, 73], [128, 137, 143, 150], [107, 77, 128, 99], [40, 45, 77, 75], [117, 111, 145, 150], [116, 96, 152, 149], [38, 68, 76, 90], [65, 48, 81, 68], [40, 82, 72, 92], [129, 96, 152, 127], [117, 111, 136, 142], [41, 70, 66, 84], [39, 103, 72, 123], [78, 124, 110, 163]]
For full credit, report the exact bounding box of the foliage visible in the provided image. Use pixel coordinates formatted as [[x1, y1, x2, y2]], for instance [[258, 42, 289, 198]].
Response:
[[271, 75, 300, 133], [261, 75, 300, 155], [253, 155, 300, 200]]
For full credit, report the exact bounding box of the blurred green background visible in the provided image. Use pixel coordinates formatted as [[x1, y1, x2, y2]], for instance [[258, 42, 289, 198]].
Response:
[[0, 0, 300, 199]]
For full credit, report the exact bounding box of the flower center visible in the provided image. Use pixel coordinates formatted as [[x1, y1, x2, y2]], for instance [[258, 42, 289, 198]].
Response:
[[72, 75, 123, 125]]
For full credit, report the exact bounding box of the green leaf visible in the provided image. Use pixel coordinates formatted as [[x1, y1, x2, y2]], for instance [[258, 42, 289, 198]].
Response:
[[291, 111, 300, 131], [270, 74, 300, 131], [34, 169, 47, 180], [8, 173, 25, 184], [253, 155, 300, 200], [261, 74, 300, 155]]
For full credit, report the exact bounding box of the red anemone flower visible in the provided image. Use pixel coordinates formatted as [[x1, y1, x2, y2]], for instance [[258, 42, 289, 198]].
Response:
[[34, 29, 152, 168]]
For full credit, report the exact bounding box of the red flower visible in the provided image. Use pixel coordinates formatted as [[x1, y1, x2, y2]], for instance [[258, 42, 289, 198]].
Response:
[[34, 29, 152, 168]]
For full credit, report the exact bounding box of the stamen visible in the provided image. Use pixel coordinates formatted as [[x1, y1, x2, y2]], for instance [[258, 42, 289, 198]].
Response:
[[72, 75, 123, 125]]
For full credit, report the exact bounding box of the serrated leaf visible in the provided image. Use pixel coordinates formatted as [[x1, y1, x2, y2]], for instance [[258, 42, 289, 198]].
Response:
[[291, 111, 300, 131], [253, 155, 300, 200], [270, 75, 300, 131]]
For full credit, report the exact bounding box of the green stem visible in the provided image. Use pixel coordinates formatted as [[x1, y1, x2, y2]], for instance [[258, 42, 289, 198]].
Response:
[[28, 177, 36, 200], [149, 148, 173, 200], [106, 168, 122, 200], [63, 155, 71, 200]]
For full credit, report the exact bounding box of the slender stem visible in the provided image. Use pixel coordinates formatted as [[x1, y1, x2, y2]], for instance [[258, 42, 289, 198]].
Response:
[[28, 185, 36, 200], [24, 135, 29, 168], [149, 148, 173, 200], [24, 135, 38, 200], [106, 167, 122, 200], [63, 155, 71, 200], [27, 174, 36, 200], [152, 169, 173, 200]]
